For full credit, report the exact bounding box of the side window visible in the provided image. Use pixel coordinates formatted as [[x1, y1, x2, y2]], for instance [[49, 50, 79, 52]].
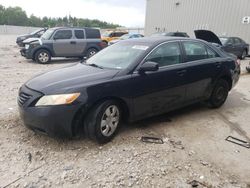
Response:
[[146, 42, 181, 67], [234, 38, 242, 45], [53, 30, 72, 40], [85, 29, 101, 39], [227, 38, 234, 45], [207, 48, 220, 58], [74, 30, 85, 39], [183, 42, 207, 62]]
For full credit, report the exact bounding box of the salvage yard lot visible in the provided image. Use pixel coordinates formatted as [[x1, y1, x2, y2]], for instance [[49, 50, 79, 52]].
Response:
[[0, 35, 250, 187]]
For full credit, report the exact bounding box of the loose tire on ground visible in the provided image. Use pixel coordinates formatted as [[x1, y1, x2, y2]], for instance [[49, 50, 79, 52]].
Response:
[[84, 100, 121, 144], [35, 49, 51, 64], [207, 79, 229, 108]]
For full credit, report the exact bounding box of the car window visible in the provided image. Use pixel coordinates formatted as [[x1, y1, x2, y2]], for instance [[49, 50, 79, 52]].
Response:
[[227, 38, 234, 44], [74, 30, 85, 39], [85, 28, 101, 39], [207, 48, 220, 58], [146, 42, 181, 67], [54, 30, 72, 40], [183, 42, 208, 62], [234, 38, 242, 45]]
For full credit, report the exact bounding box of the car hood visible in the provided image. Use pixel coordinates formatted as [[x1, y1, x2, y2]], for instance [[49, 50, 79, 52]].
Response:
[[17, 34, 30, 39], [23, 37, 40, 44], [194, 30, 222, 46], [110, 39, 120, 44], [25, 63, 120, 94]]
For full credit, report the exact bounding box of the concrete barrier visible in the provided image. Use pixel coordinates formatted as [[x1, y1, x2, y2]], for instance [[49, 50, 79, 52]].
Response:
[[0, 25, 42, 35]]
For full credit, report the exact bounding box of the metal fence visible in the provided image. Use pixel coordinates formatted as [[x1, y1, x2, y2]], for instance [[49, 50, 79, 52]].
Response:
[[0, 25, 145, 36], [0, 25, 42, 35]]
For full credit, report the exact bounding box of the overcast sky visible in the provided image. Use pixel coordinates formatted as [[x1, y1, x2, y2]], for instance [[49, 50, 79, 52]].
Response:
[[0, 0, 146, 27]]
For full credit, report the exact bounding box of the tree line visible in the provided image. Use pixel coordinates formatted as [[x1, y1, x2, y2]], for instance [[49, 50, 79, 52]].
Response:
[[0, 4, 120, 28]]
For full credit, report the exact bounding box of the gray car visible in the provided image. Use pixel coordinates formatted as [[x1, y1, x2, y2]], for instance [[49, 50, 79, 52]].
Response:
[[20, 27, 106, 64]]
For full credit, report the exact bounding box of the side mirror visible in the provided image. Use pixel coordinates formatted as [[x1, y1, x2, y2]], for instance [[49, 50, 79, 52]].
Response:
[[226, 42, 233, 47], [139, 61, 159, 73]]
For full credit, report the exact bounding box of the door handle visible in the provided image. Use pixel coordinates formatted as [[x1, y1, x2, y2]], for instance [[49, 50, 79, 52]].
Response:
[[176, 70, 187, 76], [70, 41, 76, 44]]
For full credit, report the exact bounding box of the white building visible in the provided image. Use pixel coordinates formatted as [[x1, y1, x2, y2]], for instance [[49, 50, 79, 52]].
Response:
[[145, 0, 250, 43]]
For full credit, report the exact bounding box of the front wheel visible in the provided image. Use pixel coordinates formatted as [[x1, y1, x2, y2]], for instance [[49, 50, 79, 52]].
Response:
[[35, 49, 51, 64], [84, 100, 121, 144], [207, 79, 229, 108]]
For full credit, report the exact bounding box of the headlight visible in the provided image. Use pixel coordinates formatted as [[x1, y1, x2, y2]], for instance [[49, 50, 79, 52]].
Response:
[[25, 44, 30, 49], [35, 93, 80, 106], [30, 43, 40, 48]]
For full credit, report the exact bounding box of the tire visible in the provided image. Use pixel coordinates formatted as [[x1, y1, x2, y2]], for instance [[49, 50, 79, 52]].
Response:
[[35, 49, 51, 64], [84, 100, 121, 144], [86, 48, 98, 58], [241, 49, 248, 60], [207, 79, 229, 108]]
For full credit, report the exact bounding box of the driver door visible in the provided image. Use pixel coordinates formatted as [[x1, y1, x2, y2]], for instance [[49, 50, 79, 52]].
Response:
[[52, 29, 76, 56], [129, 42, 187, 120]]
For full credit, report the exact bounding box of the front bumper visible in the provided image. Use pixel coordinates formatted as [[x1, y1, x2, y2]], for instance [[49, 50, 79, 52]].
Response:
[[18, 85, 82, 138], [20, 47, 34, 59]]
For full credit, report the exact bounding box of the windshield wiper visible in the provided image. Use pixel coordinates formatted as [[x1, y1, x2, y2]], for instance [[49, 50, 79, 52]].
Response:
[[88, 63, 104, 69]]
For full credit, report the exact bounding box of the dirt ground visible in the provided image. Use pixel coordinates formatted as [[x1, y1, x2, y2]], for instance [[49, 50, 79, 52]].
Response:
[[0, 35, 250, 188]]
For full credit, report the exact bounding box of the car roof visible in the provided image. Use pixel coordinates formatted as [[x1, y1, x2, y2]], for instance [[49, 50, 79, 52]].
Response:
[[122, 37, 207, 46], [50, 27, 99, 31]]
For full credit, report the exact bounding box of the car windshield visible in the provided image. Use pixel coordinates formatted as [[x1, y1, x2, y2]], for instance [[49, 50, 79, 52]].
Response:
[[120, 34, 131, 40], [86, 43, 149, 69], [220, 37, 229, 45], [31, 29, 42, 35], [41, 29, 55, 40]]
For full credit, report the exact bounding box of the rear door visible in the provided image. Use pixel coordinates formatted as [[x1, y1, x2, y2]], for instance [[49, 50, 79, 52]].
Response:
[[73, 29, 87, 55], [52, 29, 76, 56], [233, 38, 244, 57], [130, 42, 187, 120], [223, 38, 237, 55], [181, 41, 222, 102]]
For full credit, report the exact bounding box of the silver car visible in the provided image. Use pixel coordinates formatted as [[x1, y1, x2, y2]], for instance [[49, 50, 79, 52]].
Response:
[[20, 27, 106, 64]]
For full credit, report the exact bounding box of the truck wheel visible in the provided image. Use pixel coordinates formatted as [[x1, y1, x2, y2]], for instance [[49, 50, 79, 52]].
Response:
[[87, 48, 98, 58], [35, 49, 51, 64], [207, 79, 229, 108], [84, 100, 121, 144]]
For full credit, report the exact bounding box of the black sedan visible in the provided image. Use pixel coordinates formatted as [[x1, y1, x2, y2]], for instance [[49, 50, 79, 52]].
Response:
[[16, 28, 47, 47], [194, 30, 249, 59], [220, 37, 249, 59], [18, 37, 240, 143]]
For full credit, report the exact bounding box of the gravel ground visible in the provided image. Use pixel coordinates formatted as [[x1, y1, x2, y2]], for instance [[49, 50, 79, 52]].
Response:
[[0, 35, 250, 188]]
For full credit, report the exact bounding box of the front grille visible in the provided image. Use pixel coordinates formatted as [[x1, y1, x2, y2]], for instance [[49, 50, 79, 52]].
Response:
[[18, 92, 32, 105]]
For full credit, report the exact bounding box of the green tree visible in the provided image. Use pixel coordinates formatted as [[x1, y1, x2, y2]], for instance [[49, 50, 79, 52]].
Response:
[[0, 4, 121, 28], [4, 6, 28, 26], [0, 5, 5, 24]]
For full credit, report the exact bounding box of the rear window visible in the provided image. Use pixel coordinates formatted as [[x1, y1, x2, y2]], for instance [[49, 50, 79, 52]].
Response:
[[85, 28, 101, 39], [74, 30, 85, 39]]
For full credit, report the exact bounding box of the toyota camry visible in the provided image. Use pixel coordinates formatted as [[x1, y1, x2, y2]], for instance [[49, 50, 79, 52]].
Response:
[[18, 37, 240, 143]]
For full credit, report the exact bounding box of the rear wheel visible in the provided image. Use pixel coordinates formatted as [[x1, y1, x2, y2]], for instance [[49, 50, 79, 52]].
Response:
[[84, 100, 121, 144], [35, 49, 51, 64], [207, 79, 229, 108]]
